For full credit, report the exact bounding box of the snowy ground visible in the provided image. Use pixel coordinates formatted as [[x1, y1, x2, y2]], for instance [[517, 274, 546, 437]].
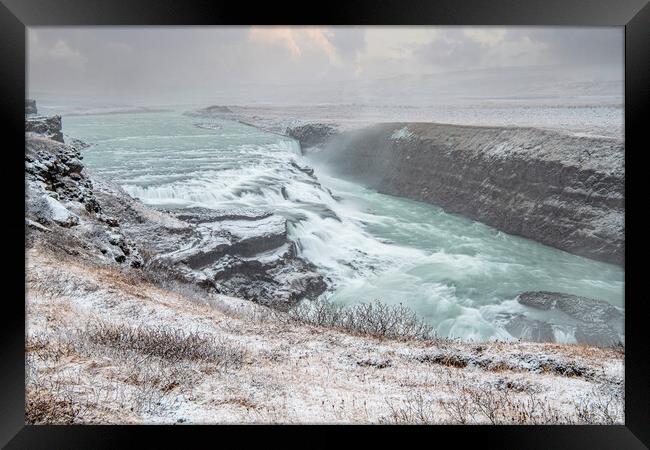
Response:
[[220, 101, 623, 141], [26, 245, 624, 424]]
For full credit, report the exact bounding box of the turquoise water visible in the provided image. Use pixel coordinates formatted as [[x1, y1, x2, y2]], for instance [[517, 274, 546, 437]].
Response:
[[64, 110, 624, 342]]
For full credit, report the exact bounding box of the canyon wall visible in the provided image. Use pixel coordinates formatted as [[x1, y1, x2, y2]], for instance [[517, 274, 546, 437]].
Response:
[[308, 123, 624, 265]]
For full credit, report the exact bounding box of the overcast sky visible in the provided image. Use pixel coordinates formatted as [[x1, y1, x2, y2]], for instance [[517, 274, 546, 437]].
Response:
[[27, 26, 624, 105]]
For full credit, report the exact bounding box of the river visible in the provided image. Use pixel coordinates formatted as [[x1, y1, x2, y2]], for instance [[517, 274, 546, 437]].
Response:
[[63, 110, 624, 342]]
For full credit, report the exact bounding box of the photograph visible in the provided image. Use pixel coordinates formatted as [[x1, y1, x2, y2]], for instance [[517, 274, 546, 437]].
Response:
[[23, 25, 626, 425]]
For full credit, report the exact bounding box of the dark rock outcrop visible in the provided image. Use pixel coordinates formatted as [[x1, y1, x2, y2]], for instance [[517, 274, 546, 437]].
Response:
[[286, 123, 339, 151], [25, 99, 37, 115], [518, 291, 623, 322], [169, 207, 273, 224], [289, 161, 315, 177], [26, 115, 64, 143], [311, 123, 624, 265]]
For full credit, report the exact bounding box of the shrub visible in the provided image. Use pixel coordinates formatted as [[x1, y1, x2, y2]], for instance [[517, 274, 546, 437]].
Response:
[[27, 268, 98, 298], [381, 392, 438, 424], [279, 299, 437, 341], [86, 320, 245, 367], [25, 320, 248, 423], [575, 385, 624, 424]]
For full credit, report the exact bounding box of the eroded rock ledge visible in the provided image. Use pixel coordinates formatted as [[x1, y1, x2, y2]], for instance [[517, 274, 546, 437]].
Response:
[[308, 122, 624, 265], [92, 183, 326, 307]]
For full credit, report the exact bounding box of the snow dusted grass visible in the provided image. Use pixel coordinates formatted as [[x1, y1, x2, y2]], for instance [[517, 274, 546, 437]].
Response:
[[383, 384, 623, 425], [25, 246, 624, 424], [26, 319, 246, 424]]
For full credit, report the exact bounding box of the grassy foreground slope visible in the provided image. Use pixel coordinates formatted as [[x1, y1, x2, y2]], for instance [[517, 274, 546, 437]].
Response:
[[26, 244, 623, 424]]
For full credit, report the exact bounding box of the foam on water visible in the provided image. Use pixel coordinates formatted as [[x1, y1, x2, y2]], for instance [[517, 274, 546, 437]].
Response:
[[65, 111, 624, 342]]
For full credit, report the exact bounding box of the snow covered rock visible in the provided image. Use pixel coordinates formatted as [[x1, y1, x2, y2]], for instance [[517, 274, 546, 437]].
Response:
[[92, 185, 326, 307], [44, 195, 79, 227]]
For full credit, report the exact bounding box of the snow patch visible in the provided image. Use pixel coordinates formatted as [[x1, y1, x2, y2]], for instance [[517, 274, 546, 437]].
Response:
[[391, 126, 415, 141], [45, 196, 79, 227]]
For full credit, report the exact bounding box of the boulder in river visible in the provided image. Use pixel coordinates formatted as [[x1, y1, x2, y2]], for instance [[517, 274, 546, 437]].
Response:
[[499, 313, 556, 343], [513, 291, 624, 347]]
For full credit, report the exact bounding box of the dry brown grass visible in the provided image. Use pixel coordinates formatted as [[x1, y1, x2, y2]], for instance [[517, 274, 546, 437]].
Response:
[[27, 267, 100, 299], [26, 383, 81, 425], [213, 397, 259, 410], [85, 321, 244, 366]]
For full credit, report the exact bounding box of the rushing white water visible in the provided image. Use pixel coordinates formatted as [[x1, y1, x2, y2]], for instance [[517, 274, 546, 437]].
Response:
[[64, 110, 624, 342]]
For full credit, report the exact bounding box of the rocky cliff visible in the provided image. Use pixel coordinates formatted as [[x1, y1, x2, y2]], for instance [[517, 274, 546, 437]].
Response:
[[286, 123, 339, 151], [310, 123, 624, 266], [25, 114, 64, 142], [25, 106, 326, 308], [26, 115, 143, 267], [25, 99, 37, 115]]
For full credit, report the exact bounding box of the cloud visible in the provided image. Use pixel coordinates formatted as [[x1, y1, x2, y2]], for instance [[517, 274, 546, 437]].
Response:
[[531, 28, 623, 67], [49, 40, 78, 59], [248, 26, 344, 63], [246, 26, 366, 67], [249, 27, 302, 57], [27, 26, 623, 104], [463, 29, 506, 46], [327, 27, 365, 61], [33, 36, 86, 70], [413, 27, 622, 72]]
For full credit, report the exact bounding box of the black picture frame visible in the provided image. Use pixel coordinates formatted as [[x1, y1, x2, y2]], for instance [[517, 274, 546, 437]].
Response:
[[1, 0, 648, 447]]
